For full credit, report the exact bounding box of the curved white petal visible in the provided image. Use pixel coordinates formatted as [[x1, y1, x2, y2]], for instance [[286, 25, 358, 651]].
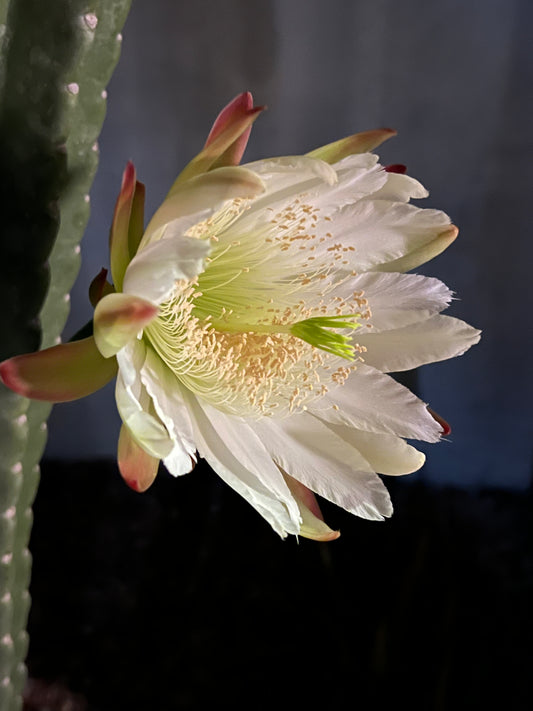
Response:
[[93, 292, 158, 358], [144, 166, 266, 241], [374, 225, 458, 273], [366, 171, 429, 202], [357, 315, 481, 372], [314, 157, 387, 212], [115, 340, 173, 459], [252, 414, 392, 521], [123, 233, 210, 304], [185, 394, 301, 537], [324, 425, 426, 475], [246, 155, 338, 190], [281, 472, 340, 541], [308, 363, 442, 442], [313, 199, 451, 272], [329, 271, 453, 333], [140, 347, 197, 477]]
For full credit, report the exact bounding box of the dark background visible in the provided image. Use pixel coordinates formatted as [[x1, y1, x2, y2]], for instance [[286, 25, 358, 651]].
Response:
[[25, 1, 533, 709]]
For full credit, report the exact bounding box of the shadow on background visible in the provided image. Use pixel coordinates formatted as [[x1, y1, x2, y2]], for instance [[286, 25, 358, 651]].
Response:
[[25, 459, 533, 711]]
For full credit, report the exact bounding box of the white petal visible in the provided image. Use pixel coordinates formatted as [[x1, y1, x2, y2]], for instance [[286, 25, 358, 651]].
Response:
[[314, 157, 387, 211], [308, 363, 442, 442], [357, 315, 482, 372], [233, 155, 386, 242], [366, 171, 429, 202], [246, 155, 338, 191], [93, 292, 158, 358], [140, 347, 196, 477], [123, 233, 210, 304], [330, 271, 452, 332], [115, 340, 173, 459], [314, 199, 451, 272], [375, 225, 457, 273], [253, 414, 392, 521], [324, 425, 426, 475], [185, 394, 300, 537], [143, 166, 266, 242]]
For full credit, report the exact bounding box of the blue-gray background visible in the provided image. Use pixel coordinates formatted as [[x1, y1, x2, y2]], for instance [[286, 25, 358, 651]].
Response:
[[45, 0, 533, 490]]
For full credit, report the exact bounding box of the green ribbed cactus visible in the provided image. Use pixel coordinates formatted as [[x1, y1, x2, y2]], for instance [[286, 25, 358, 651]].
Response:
[[0, 2, 132, 707]]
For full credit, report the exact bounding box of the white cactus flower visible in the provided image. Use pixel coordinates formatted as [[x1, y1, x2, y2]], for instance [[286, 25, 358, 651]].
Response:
[[1, 93, 480, 540]]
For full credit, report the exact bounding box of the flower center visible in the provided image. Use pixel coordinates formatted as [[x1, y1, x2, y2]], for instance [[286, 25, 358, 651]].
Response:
[[144, 193, 370, 417]]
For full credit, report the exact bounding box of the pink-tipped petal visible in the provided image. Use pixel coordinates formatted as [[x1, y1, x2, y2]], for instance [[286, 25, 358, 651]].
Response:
[[175, 97, 265, 183], [89, 268, 115, 307], [118, 424, 160, 492], [94, 292, 158, 358], [428, 408, 452, 436], [205, 92, 253, 145], [282, 472, 340, 542], [109, 162, 140, 291], [205, 92, 256, 169], [307, 128, 397, 164], [0, 337, 117, 402]]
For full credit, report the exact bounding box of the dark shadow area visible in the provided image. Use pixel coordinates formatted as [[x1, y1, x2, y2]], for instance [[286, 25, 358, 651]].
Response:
[[25, 459, 533, 710]]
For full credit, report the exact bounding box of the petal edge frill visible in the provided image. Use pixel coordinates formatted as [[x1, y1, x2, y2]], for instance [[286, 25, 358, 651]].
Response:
[[314, 199, 452, 272], [329, 271, 452, 333], [356, 315, 481, 372], [252, 414, 393, 521], [308, 363, 443, 442]]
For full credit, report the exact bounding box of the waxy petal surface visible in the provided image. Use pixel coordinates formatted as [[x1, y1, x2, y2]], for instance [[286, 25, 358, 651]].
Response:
[[140, 347, 197, 476], [123, 233, 211, 305], [376, 225, 458, 272], [357, 315, 481, 372], [94, 292, 159, 358], [309, 364, 442, 442], [144, 166, 265, 242], [0, 337, 117, 402], [115, 340, 174, 460]]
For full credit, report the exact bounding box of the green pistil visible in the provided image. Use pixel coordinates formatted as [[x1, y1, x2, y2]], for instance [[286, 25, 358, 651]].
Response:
[[290, 314, 361, 360], [210, 312, 362, 361]]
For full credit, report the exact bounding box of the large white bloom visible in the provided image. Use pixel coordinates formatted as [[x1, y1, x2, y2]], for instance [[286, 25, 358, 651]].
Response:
[[1, 94, 480, 540]]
